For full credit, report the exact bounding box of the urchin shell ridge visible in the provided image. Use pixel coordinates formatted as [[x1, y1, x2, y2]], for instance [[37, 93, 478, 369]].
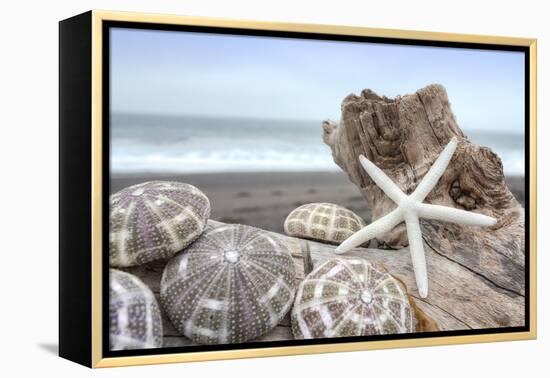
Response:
[[291, 258, 415, 339], [109, 269, 163, 350], [161, 224, 296, 344], [284, 203, 366, 244], [110, 181, 211, 267]]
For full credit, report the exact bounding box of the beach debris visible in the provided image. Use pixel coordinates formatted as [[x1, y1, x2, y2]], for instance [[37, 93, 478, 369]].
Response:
[[291, 258, 415, 339], [323, 84, 525, 296], [284, 203, 367, 245], [109, 181, 211, 267], [109, 269, 163, 350], [160, 224, 296, 344], [335, 137, 496, 298]]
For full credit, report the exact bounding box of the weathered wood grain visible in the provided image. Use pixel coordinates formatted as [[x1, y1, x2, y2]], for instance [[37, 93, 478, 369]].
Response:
[[301, 238, 523, 329], [322, 86, 524, 297], [321, 83, 525, 322]]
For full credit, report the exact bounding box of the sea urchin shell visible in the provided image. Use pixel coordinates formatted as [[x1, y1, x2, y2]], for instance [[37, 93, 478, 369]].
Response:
[[110, 181, 211, 267], [284, 203, 366, 245], [291, 258, 415, 339], [109, 269, 163, 350], [161, 224, 296, 344]]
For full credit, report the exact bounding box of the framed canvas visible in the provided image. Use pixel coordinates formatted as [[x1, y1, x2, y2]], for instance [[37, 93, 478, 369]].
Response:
[[59, 10, 537, 368]]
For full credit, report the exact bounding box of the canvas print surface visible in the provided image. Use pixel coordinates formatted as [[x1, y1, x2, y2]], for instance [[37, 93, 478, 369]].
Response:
[[107, 26, 526, 352]]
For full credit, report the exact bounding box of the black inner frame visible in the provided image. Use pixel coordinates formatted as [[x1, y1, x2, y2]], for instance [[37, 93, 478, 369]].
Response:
[[102, 20, 531, 359]]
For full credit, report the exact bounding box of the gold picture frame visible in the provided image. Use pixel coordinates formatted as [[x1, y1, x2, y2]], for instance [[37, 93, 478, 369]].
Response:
[[59, 9, 537, 368]]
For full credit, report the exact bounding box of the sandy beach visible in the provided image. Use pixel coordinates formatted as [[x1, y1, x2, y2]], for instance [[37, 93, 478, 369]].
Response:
[[111, 171, 525, 234]]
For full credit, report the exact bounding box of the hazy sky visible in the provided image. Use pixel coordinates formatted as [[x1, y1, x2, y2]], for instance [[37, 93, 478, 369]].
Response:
[[111, 27, 525, 133]]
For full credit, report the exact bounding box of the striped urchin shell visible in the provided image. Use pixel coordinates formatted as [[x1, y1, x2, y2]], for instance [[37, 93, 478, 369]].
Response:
[[109, 269, 163, 350], [160, 224, 296, 345], [110, 181, 211, 267], [284, 203, 366, 244], [291, 258, 415, 339]]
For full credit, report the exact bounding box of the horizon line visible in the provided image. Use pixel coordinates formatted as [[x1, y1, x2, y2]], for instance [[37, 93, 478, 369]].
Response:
[[111, 111, 524, 135]]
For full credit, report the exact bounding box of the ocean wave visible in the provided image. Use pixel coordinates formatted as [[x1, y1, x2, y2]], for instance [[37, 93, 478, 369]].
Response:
[[110, 114, 524, 175], [111, 149, 341, 173], [111, 147, 524, 175]]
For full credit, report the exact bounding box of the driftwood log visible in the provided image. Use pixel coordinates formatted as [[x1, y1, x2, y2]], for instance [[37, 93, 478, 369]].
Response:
[[124, 215, 523, 348], [322, 83, 524, 296]]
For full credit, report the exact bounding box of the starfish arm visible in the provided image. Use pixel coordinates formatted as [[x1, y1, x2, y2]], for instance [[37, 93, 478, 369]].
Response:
[[417, 203, 497, 227], [411, 137, 458, 202], [335, 208, 403, 254], [359, 155, 406, 204], [405, 215, 429, 298]]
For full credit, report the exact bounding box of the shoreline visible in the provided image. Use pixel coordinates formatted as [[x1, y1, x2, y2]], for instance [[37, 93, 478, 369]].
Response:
[[111, 171, 525, 234]]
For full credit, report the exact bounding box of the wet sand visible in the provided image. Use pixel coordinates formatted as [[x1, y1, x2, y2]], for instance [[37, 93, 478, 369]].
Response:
[[111, 171, 525, 234]]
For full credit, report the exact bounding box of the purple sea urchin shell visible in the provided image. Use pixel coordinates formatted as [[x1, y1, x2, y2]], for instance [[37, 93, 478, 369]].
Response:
[[284, 203, 366, 245], [109, 269, 163, 350], [110, 181, 211, 267], [291, 258, 415, 339], [160, 224, 296, 344]]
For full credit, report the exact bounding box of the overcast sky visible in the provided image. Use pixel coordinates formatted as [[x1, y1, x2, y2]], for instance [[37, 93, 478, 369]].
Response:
[[111, 27, 525, 133]]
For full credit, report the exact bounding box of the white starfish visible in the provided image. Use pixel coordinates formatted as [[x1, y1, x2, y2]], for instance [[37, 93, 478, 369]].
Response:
[[335, 137, 496, 298]]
